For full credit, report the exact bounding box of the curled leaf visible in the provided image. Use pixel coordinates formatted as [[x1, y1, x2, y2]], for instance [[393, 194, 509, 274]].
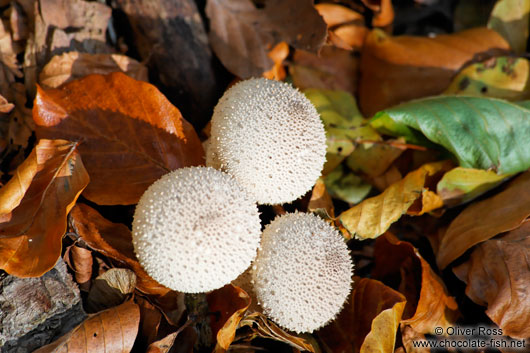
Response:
[[33, 72, 204, 205], [0, 139, 89, 277], [488, 0, 530, 53], [437, 171, 530, 269], [339, 161, 452, 240], [317, 277, 406, 353]]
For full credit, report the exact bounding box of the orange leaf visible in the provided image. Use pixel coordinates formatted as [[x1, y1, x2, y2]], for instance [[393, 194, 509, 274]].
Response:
[[372, 0, 394, 27], [0, 139, 89, 277], [453, 220, 530, 339], [373, 233, 459, 334], [317, 277, 406, 353], [33, 72, 204, 205], [33, 300, 140, 353], [437, 171, 530, 269], [359, 27, 510, 116], [207, 284, 251, 352]]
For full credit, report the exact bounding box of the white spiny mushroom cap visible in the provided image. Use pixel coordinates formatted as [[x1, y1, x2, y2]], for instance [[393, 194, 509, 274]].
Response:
[[132, 167, 261, 293], [208, 78, 327, 205], [252, 212, 353, 333]]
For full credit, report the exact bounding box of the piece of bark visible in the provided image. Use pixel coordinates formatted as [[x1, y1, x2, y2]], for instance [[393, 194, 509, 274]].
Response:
[[0, 258, 86, 352], [114, 0, 219, 129]]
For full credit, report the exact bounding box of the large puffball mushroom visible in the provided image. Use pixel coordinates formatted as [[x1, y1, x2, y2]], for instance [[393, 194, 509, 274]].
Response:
[[208, 78, 327, 205], [252, 212, 353, 333], [132, 167, 261, 293]]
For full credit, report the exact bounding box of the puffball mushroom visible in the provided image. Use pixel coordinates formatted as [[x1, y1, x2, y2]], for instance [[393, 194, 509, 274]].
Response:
[[207, 78, 327, 205], [252, 212, 353, 333], [132, 167, 261, 293]]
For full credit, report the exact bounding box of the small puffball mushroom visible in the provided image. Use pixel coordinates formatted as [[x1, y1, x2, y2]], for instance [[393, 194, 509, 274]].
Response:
[[252, 212, 353, 333], [132, 167, 261, 293], [208, 78, 327, 205]]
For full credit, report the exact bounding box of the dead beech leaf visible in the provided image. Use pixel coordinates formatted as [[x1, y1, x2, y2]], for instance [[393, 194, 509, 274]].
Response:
[[372, 233, 459, 334], [317, 277, 406, 353], [39, 52, 148, 88], [207, 284, 250, 352], [70, 203, 169, 297], [339, 161, 453, 240], [0, 94, 14, 113], [437, 171, 530, 269], [0, 139, 89, 277], [291, 46, 359, 94], [206, 0, 327, 78], [86, 268, 137, 313], [69, 244, 93, 291], [239, 312, 316, 352], [33, 300, 140, 353], [359, 27, 510, 116], [33, 72, 204, 205], [262, 42, 289, 81], [0, 18, 22, 97], [453, 220, 530, 339], [308, 178, 335, 219], [69, 203, 185, 326], [372, 0, 394, 27], [316, 3, 367, 50]]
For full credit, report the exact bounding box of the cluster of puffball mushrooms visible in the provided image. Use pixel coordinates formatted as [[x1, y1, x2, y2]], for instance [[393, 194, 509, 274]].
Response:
[[132, 78, 354, 334]]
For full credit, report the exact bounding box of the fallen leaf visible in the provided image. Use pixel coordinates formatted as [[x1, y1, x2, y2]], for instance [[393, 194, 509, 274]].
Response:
[[436, 167, 512, 207], [207, 284, 250, 352], [262, 42, 289, 81], [371, 96, 530, 175], [39, 52, 148, 88], [303, 88, 379, 174], [315, 3, 367, 50], [453, 220, 530, 339], [69, 244, 93, 291], [33, 72, 204, 205], [206, 0, 327, 78], [0, 139, 89, 277], [317, 277, 406, 353], [33, 300, 140, 353], [0, 94, 14, 113], [0, 17, 22, 97], [86, 268, 137, 313], [324, 165, 372, 204], [339, 161, 452, 240], [136, 296, 163, 351], [346, 140, 405, 178], [291, 46, 359, 94], [372, 0, 394, 28], [69, 203, 185, 326], [373, 233, 459, 334], [239, 312, 316, 352], [359, 27, 510, 116], [444, 57, 530, 101], [146, 327, 196, 353], [488, 0, 530, 53], [308, 178, 335, 219], [437, 171, 530, 269]]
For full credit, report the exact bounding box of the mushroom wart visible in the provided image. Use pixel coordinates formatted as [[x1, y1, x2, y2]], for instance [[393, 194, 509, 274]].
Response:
[[207, 78, 327, 205], [132, 167, 261, 293], [252, 212, 353, 333]]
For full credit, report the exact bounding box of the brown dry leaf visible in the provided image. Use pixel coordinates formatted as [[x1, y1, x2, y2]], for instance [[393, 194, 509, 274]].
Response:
[[372, 0, 394, 27], [308, 178, 335, 219], [207, 284, 251, 352], [33, 72, 204, 205], [146, 327, 196, 353], [372, 233, 459, 334], [453, 220, 530, 339], [206, 0, 327, 78], [69, 244, 93, 291], [33, 300, 140, 353], [291, 46, 359, 94], [39, 52, 148, 88], [86, 268, 137, 313], [69, 203, 186, 326], [24, 0, 112, 96], [262, 42, 289, 81], [6, 82, 34, 151], [339, 161, 453, 240], [0, 139, 89, 277], [0, 17, 22, 97], [359, 27, 510, 116], [239, 312, 316, 352], [317, 277, 406, 353], [136, 296, 163, 350], [315, 3, 367, 50], [437, 171, 530, 269], [0, 94, 14, 113]]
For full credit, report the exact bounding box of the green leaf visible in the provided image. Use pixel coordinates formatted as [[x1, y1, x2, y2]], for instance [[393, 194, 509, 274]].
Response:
[[304, 89, 379, 174], [437, 167, 512, 206], [324, 165, 372, 204], [488, 0, 530, 53], [370, 96, 530, 174]]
